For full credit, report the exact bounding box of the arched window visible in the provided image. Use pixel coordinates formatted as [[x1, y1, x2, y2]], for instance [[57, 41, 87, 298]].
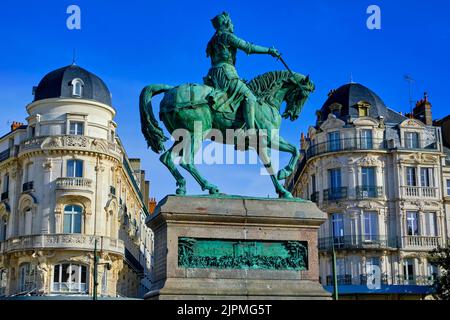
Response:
[[52, 263, 88, 293], [0, 269, 7, 296], [63, 205, 82, 234], [71, 79, 84, 97], [19, 263, 37, 293]]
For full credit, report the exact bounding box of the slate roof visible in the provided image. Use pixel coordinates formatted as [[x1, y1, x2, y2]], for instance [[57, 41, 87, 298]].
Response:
[[319, 83, 406, 124], [33, 64, 112, 106]]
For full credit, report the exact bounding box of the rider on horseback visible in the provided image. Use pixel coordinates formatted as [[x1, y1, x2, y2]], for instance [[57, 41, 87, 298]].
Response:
[[204, 12, 281, 132]]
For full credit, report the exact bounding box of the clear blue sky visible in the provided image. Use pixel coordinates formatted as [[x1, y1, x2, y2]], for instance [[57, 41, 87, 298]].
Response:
[[0, 0, 449, 201]]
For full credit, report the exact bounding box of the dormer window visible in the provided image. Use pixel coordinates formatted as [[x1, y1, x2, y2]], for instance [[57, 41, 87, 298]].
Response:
[[71, 78, 84, 97], [329, 103, 342, 117], [357, 101, 371, 117]]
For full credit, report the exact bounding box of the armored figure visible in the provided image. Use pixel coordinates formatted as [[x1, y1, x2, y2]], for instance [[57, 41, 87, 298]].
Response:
[[204, 12, 281, 131]]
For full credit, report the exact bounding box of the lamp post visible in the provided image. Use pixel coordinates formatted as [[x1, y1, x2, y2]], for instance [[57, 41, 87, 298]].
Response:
[[93, 237, 111, 301], [332, 244, 339, 300]]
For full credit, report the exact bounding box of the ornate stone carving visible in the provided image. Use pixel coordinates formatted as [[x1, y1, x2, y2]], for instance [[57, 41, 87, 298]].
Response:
[[178, 237, 308, 271]]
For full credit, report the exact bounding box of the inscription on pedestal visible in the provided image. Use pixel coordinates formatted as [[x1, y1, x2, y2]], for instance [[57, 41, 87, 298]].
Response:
[[178, 237, 308, 270]]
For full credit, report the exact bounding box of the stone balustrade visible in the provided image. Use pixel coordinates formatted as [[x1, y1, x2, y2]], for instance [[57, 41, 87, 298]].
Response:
[[1, 234, 124, 256], [19, 135, 123, 160]]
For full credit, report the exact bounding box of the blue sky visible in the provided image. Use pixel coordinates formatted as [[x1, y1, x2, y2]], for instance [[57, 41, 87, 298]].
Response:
[[0, 0, 449, 201]]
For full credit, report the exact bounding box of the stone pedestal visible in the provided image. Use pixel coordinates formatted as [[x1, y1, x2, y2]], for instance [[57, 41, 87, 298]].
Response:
[[145, 195, 330, 300]]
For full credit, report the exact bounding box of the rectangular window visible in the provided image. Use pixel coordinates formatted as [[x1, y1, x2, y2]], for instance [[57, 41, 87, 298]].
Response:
[[328, 131, 341, 152], [420, 168, 434, 187], [311, 174, 316, 193], [405, 132, 419, 149], [363, 212, 378, 240], [403, 259, 414, 284], [361, 167, 375, 187], [67, 160, 83, 178], [331, 213, 344, 238], [329, 169, 341, 189], [447, 180, 450, 196], [360, 129, 373, 149], [424, 212, 437, 236], [2, 174, 9, 193], [69, 121, 84, 136], [406, 167, 417, 186], [365, 257, 380, 276], [406, 211, 419, 236], [336, 258, 346, 276], [428, 263, 438, 281]]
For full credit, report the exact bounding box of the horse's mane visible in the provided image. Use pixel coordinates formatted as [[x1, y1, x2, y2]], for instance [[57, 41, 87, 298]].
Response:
[[247, 70, 292, 98]]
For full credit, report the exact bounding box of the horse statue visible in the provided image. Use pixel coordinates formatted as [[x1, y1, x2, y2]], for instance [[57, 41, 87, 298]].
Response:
[[139, 70, 315, 198]]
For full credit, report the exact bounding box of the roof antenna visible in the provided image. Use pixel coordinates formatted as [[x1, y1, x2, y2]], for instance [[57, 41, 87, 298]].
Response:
[[72, 48, 76, 65], [404, 74, 415, 116]]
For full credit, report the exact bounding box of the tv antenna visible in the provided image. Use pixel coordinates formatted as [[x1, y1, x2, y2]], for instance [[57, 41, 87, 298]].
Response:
[[404, 74, 415, 115]]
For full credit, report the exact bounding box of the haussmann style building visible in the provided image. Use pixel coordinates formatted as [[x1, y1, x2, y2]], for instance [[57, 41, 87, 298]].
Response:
[[0, 64, 154, 299], [286, 83, 449, 300]]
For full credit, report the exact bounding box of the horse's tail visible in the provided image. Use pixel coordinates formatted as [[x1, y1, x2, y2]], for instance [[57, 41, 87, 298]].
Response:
[[139, 84, 174, 154]]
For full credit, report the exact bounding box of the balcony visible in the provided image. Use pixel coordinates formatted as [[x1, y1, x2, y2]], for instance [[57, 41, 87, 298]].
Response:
[[306, 138, 387, 160], [0, 149, 10, 162], [22, 181, 34, 193], [1, 192, 8, 202], [56, 177, 93, 194], [326, 274, 352, 286], [319, 235, 396, 251], [400, 138, 439, 151], [400, 236, 442, 250], [323, 187, 348, 202], [355, 186, 383, 199], [2, 234, 124, 256], [402, 186, 438, 199]]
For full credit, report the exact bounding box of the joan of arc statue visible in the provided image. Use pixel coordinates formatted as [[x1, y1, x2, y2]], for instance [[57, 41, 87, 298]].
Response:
[[204, 12, 281, 131]]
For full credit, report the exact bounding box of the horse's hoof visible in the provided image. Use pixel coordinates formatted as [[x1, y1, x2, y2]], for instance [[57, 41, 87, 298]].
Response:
[[277, 169, 290, 180], [176, 187, 186, 195], [206, 185, 220, 195]]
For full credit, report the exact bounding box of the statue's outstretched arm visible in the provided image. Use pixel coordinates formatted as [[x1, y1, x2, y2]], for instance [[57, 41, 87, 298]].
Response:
[[226, 33, 279, 57]]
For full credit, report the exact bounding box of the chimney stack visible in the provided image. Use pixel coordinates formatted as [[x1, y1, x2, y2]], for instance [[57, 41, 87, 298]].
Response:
[[148, 198, 157, 214], [413, 92, 433, 126], [300, 132, 306, 150], [11, 121, 24, 132]]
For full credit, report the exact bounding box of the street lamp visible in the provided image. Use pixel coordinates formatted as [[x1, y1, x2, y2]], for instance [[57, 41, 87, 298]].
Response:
[[93, 237, 112, 300]]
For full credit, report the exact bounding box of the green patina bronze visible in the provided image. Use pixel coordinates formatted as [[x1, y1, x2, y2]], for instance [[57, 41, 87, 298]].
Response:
[[140, 12, 315, 198], [178, 237, 308, 270]]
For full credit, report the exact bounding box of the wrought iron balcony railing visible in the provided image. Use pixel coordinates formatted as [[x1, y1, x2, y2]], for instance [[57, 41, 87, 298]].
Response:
[[306, 138, 388, 160], [400, 138, 439, 151], [323, 187, 348, 202], [356, 186, 383, 199], [324, 273, 436, 286], [319, 235, 396, 251], [22, 181, 34, 193]]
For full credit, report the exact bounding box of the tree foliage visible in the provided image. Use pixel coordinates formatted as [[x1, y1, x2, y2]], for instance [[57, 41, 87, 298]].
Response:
[[428, 245, 450, 300]]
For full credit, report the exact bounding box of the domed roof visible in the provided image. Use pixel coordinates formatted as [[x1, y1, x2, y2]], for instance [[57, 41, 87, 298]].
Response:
[[319, 83, 405, 123], [33, 64, 112, 106]]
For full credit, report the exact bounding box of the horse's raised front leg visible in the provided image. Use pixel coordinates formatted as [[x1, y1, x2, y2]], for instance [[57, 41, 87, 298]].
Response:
[[159, 142, 186, 195], [179, 132, 220, 195], [258, 146, 293, 199], [272, 135, 300, 181]]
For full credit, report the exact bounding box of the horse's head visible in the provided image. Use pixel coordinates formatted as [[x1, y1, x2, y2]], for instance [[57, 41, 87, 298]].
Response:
[[281, 73, 315, 121]]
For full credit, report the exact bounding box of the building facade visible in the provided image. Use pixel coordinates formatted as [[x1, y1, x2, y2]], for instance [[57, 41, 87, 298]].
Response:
[[286, 83, 448, 299], [0, 65, 154, 298]]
